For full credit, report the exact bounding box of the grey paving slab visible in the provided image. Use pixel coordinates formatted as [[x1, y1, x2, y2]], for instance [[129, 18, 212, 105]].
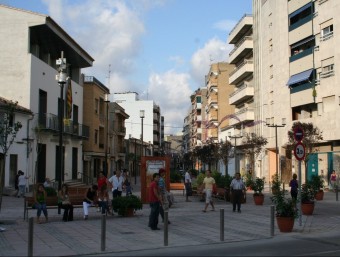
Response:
[[0, 187, 339, 256]]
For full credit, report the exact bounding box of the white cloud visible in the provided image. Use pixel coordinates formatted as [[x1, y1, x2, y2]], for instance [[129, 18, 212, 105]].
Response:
[[213, 19, 237, 32], [190, 37, 232, 86], [147, 71, 192, 134], [42, 0, 147, 85]]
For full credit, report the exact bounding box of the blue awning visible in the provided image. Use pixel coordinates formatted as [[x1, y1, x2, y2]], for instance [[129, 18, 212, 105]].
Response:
[[286, 69, 314, 86]]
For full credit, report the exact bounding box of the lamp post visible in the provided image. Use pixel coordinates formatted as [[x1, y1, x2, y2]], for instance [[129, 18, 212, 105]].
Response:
[[139, 110, 145, 185], [104, 94, 110, 176], [266, 118, 286, 176], [56, 51, 67, 191], [228, 131, 243, 174]]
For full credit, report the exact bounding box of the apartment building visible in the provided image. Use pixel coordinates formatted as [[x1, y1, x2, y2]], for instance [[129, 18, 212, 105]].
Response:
[[0, 5, 93, 188], [254, 0, 340, 183], [189, 88, 207, 151], [204, 62, 235, 144], [114, 92, 161, 156], [227, 14, 255, 175]]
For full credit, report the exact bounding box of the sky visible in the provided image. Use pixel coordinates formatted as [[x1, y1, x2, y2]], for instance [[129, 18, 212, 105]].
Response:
[[1, 0, 252, 135]]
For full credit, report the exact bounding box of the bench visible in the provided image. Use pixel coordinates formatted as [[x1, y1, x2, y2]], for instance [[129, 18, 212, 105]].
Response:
[[170, 183, 185, 195], [23, 192, 97, 221]]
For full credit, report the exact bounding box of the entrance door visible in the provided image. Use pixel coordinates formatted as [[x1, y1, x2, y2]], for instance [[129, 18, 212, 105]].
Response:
[[37, 144, 46, 183], [9, 154, 18, 187], [307, 153, 318, 181], [72, 147, 78, 179]]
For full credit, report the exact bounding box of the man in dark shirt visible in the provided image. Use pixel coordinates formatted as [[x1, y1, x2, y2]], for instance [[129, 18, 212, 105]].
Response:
[[148, 173, 161, 230]]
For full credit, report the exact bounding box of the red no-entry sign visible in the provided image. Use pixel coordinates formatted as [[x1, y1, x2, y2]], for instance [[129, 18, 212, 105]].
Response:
[[294, 127, 304, 142]]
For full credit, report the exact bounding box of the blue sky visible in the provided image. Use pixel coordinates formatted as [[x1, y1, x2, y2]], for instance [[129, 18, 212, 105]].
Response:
[[0, 0, 252, 134]]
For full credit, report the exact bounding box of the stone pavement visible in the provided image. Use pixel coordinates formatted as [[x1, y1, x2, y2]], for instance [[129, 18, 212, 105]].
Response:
[[0, 187, 339, 256]]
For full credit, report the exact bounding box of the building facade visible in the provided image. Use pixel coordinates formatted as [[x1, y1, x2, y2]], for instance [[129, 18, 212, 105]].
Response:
[[0, 5, 93, 189]]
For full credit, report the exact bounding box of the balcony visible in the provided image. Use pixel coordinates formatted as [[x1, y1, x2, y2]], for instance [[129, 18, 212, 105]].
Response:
[[195, 115, 202, 122], [229, 108, 254, 127], [229, 36, 253, 64], [229, 60, 253, 85], [116, 126, 126, 135], [229, 83, 254, 105], [228, 14, 253, 44], [196, 102, 202, 109], [38, 113, 89, 139]]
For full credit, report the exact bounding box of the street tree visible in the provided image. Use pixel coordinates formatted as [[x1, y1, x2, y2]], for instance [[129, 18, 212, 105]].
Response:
[[219, 139, 233, 175], [0, 100, 23, 211], [287, 121, 323, 181], [239, 133, 268, 176]]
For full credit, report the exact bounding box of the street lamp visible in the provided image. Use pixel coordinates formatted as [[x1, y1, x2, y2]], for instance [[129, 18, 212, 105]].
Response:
[[139, 110, 145, 184], [56, 51, 68, 191], [228, 131, 243, 174], [266, 118, 286, 176], [104, 94, 110, 176]]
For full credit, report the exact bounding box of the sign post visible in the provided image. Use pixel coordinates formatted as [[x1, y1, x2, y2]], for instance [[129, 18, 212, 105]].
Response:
[[293, 127, 304, 226]]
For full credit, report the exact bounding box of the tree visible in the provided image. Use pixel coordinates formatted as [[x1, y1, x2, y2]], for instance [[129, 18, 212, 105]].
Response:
[[239, 133, 268, 176], [0, 100, 23, 211], [219, 140, 233, 175], [286, 122, 323, 181]]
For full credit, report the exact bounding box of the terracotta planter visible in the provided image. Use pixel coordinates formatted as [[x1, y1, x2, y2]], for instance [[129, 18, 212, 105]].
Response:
[[301, 202, 315, 215], [253, 194, 264, 205], [276, 216, 295, 232], [123, 208, 134, 217], [315, 190, 324, 201]]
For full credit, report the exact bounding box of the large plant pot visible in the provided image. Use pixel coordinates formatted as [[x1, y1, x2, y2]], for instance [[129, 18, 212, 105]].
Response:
[[315, 190, 324, 201], [122, 208, 134, 217], [276, 216, 295, 232], [253, 194, 264, 205], [301, 202, 315, 215]]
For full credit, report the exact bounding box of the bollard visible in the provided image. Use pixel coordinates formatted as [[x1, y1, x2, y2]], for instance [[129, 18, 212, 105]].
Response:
[[220, 209, 224, 241], [28, 217, 34, 257], [336, 186, 339, 201], [164, 211, 168, 246], [270, 205, 274, 237], [101, 214, 106, 251]]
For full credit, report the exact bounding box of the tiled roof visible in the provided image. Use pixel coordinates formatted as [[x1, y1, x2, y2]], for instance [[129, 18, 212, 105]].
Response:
[[0, 96, 33, 114]]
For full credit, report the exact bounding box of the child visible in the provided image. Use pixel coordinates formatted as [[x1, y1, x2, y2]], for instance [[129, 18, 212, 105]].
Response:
[[34, 184, 48, 224], [97, 185, 111, 215]]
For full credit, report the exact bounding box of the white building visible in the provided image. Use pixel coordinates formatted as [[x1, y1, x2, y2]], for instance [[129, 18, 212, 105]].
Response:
[[0, 5, 94, 188], [114, 92, 161, 155]]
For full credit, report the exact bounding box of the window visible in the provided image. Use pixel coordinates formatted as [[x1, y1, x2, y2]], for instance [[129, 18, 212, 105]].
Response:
[[321, 57, 334, 78], [95, 99, 99, 114], [289, 3, 313, 27], [321, 25, 333, 41], [94, 129, 98, 144]]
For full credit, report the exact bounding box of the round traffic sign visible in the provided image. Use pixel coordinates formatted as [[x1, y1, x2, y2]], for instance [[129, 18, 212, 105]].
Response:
[[294, 127, 304, 142], [294, 142, 305, 161]]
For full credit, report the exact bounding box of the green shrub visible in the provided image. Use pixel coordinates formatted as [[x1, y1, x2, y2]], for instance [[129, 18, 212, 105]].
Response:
[[44, 187, 57, 196], [170, 171, 182, 183], [111, 195, 143, 216]]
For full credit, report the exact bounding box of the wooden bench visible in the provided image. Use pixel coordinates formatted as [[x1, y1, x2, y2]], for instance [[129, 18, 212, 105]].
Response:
[[23, 192, 98, 221], [170, 183, 185, 195]]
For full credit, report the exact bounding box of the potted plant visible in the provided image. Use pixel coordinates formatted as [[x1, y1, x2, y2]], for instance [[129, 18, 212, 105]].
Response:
[[111, 195, 143, 217], [271, 173, 281, 195], [310, 175, 325, 200], [252, 177, 265, 205], [270, 190, 298, 232], [301, 181, 316, 215]]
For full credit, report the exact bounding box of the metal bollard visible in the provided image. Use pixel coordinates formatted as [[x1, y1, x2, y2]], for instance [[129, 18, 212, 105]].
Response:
[[28, 217, 34, 257], [336, 186, 339, 201], [164, 211, 168, 246], [220, 209, 224, 241], [101, 214, 106, 251], [270, 205, 274, 237]]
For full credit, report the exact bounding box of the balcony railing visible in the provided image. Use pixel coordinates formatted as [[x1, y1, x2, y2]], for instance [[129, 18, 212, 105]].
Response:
[[38, 113, 89, 139], [229, 36, 253, 57], [229, 59, 253, 77]]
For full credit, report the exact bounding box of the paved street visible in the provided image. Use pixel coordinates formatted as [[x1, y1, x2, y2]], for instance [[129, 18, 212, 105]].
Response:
[[0, 186, 339, 256]]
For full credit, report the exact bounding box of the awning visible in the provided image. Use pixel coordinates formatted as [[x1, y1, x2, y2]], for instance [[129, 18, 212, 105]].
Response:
[[286, 69, 314, 86]]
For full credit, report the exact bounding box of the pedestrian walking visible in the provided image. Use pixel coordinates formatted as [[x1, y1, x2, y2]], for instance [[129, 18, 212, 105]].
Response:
[[330, 170, 337, 191], [289, 173, 298, 202], [202, 170, 215, 212], [16, 171, 29, 198], [230, 172, 245, 213], [184, 170, 192, 202]]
